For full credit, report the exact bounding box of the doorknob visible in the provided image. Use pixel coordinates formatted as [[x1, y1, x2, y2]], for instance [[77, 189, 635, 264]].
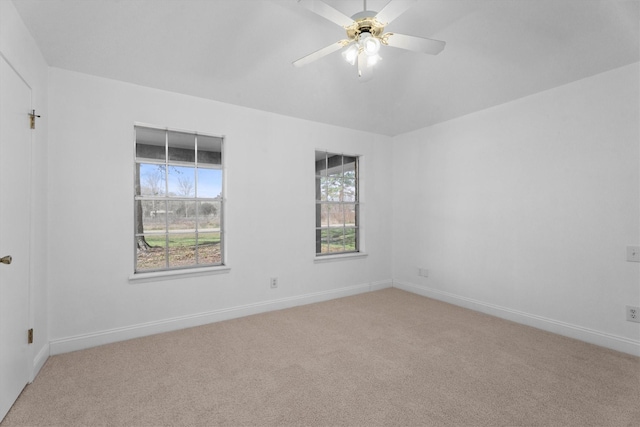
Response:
[[0, 255, 12, 265]]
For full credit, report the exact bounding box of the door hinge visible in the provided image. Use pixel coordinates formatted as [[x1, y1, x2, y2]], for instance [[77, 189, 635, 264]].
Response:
[[28, 328, 33, 344], [29, 109, 40, 130]]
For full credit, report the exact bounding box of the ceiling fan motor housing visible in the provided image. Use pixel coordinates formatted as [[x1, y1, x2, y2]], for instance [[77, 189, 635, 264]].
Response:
[[346, 12, 385, 41]]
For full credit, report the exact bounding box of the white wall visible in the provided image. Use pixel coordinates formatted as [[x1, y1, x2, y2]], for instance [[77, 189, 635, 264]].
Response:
[[0, 0, 50, 377], [47, 68, 393, 353], [392, 63, 640, 355]]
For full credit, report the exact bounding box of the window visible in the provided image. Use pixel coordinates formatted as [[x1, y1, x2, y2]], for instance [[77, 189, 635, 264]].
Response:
[[134, 125, 224, 272], [315, 151, 359, 255]]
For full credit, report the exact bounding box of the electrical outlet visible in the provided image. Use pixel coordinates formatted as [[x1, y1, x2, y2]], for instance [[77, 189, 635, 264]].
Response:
[[418, 268, 429, 277], [627, 306, 640, 323], [270, 277, 278, 289], [627, 246, 640, 262]]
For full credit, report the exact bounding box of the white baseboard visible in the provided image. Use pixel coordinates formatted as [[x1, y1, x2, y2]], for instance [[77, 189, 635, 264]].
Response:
[[370, 279, 392, 292], [31, 343, 50, 382], [50, 280, 393, 356], [393, 280, 640, 357]]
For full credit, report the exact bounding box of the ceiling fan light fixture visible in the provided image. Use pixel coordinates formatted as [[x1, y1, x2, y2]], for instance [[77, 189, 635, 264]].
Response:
[[366, 53, 382, 67], [360, 32, 381, 55], [342, 44, 359, 65]]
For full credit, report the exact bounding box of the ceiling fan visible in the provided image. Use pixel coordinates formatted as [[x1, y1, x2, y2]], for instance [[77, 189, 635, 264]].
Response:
[[293, 0, 446, 82]]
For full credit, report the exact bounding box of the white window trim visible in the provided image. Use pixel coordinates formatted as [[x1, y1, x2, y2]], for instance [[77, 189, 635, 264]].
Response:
[[129, 265, 230, 282], [313, 252, 368, 263]]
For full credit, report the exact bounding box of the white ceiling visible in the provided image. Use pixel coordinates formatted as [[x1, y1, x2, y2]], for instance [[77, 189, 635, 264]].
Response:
[[11, 0, 640, 136]]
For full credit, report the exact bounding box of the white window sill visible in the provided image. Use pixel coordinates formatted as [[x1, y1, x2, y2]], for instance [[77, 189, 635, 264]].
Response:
[[314, 252, 368, 263], [129, 265, 230, 282]]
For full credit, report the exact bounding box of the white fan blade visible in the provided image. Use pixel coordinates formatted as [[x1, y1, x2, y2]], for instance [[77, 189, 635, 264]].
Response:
[[298, 0, 354, 27], [293, 40, 352, 67], [357, 51, 373, 82], [375, 0, 416, 26], [383, 33, 445, 55]]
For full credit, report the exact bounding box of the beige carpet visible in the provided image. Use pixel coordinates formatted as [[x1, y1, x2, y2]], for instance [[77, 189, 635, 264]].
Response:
[[3, 288, 639, 426]]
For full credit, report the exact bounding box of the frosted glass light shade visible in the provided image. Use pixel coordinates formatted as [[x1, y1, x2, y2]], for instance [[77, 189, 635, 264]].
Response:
[[342, 44, 359, 65], [360, 32, 380, 55]]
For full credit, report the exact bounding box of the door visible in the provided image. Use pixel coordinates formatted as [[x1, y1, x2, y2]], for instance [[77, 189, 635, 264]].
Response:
[[0, 54, 32, 422]]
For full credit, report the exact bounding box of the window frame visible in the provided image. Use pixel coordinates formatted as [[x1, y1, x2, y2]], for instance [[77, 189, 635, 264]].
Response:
[[315, 150, 360, 257], [133, 124, 225, 275]]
